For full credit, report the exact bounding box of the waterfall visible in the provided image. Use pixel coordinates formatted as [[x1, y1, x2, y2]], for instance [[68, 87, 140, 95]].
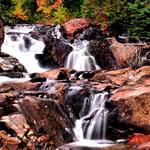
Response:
[[73, 92, 108, 141], [2, 24, 100, 73], [50, 24, 100, 71], [65, 39, 100, 71], [1, 25, 47, 73], [62, 91, 113, 149]]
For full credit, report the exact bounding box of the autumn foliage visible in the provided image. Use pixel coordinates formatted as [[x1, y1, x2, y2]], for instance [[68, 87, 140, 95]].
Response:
[[0, 0, 149, 37], [36, 0, 63, 13]]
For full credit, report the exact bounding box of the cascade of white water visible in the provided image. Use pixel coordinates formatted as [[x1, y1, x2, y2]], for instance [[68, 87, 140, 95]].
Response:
[[65, 39, 100, 71], [52, 25, 62, 39], [2, 24, 100, 74], [73, 92, 108, 141], [0, 74, 30, 85], [1, 25, 47, 73], [51, 25, 100, 71]]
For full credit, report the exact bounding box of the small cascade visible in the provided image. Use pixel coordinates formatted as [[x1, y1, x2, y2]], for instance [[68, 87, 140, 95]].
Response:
[[61, 90, 114, 149], [50, 25, 100, 71], [73, 92, 108, 141], [52, 25, 63, 39], [0, 73, 30, 85], [65, 39, 100, 71], [1, 25, 46, 73]]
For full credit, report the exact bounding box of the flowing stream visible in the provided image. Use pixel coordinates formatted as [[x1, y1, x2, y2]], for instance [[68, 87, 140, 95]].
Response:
[[1, 25, 46, 73], [63, 85, 113, 149], [1, 24, 113, 149], [65, 39, 100, 71], [74, 92, 108, 141], [2, 25, 100, 72]]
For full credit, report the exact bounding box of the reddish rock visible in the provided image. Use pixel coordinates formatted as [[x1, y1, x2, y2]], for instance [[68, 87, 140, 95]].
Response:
[[109, 37, 139, 68], [91, 66, 150, 86], [108, 37, 150, 68], [91, 82, 116, 91], [38, 68, 73, 80], [109, 67, 150, 132], [63, 18, 89, 35], [129, 134, 150, 145], [1, 114, 30, 138], [111, 90, 150, 128], [19, 96, 73, 147], [0, 81, 39, 92], [90, 67, 133, 86], [0, 131, 20, 150], [0, 93, 17, 105], [137, 142, 150, 150]]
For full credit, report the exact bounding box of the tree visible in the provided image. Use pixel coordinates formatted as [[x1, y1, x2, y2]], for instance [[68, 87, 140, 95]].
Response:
[[128, 0, 150, 37], [81, 0, 128, 31], [0, 0, 15, 24]]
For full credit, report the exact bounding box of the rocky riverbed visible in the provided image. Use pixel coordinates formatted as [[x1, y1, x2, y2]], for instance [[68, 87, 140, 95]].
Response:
[[0, 19, 150, 150]]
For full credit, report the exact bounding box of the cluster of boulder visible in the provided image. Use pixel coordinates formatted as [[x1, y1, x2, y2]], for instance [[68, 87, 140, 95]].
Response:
[[30, 18, 150, 70], [0, 18, 150, 149]]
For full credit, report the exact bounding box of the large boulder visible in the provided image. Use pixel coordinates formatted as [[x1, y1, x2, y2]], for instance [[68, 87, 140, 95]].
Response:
[[108, 37, 150, 68], [89, 39, 118, 70], [0, 19, 4, 52], [51, 39, 72, 66], [63, 18, 89, 36], [110, 81, 150, 132], [0, 52, 27, 78], [32, 68, 74, 81], [109, 66, 150, 134]]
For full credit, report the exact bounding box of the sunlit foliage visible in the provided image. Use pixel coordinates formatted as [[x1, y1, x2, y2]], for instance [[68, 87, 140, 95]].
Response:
[[0, 0, 149, 37]]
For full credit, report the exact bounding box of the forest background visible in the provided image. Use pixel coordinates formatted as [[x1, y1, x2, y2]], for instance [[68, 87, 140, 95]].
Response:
[[0, 0, 150, 38]]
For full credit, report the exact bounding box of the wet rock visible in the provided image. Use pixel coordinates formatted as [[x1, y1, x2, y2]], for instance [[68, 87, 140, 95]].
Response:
[[63, 18, 89, 36], [89, 39, 118, 70], [1, 114, 30, 138], [0, 52, 27, 77], [36, 68, 73, 80], [23, 36, 31, 49], [0, 19, 4, 52], [0, 131, 20, 150], [19, 96, 73, 147], [65, 86, 91, 119], [109, 67, 150, 133], [0, 79, 73, 149], [74, 25, 104, 41], [51, 39, 72, 66], [38, 81, 66, 104]]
